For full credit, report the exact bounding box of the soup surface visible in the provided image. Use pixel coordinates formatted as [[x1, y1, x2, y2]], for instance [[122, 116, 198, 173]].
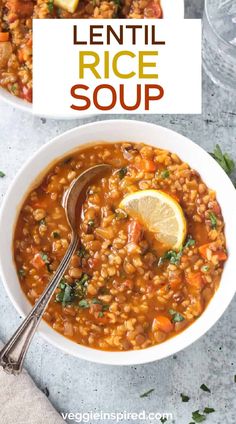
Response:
[[14, 142, 227, 351], [0, 0, 162, 101]]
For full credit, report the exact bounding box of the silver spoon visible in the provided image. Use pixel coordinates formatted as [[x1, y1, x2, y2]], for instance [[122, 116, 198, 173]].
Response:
[[0, 163, 111, 375]]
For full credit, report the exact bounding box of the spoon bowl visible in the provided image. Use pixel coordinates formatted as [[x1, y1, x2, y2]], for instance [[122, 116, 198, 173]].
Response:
[[0, 163, 111, 375]]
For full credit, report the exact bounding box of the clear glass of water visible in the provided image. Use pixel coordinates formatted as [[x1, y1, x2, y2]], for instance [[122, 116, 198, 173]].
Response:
[[203, 0, 236, 91]]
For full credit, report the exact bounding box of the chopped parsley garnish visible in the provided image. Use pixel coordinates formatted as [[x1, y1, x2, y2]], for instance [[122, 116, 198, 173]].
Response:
[[74, 273, 90, 300], [77, 245, 89, 258], [56, 280, 74, 306], [47, 0, 54, 13], [78, 299, 90, 308], [11, 84, 17, 93], [52, 231, 60, 239], [0, 171, 5, 178], [140, 388, 155, 398], [88, 219, 95, 228], [161, 169, 170, 179], [102, 304, 109, 311], [118, 167, 128, 179], [91, 298, 102, 305], [184, 236, 196, 248], [201, 265, 209, 272], [39, 218, 46, 226], [210, 145, 235, 176], [18, 268, 26, 278], [115, 208, 128, 220], [180, 393, 190, 402], [158, 236, 195, 266], [158, 250, 182, 266], [200, 384, 211, 393], [203, 407, 215, 414], [191, 410, 206, 423], [209, 212, 217, 229], [39, 252, 51, 272], [160, 418, 167, 424], [169, 309, 184, 323], [56, 274, 90, 305]]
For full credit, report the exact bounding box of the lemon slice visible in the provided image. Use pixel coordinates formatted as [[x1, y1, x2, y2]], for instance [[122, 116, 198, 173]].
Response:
[[120, 189, 187, 249], [54, 0, 79, 13]]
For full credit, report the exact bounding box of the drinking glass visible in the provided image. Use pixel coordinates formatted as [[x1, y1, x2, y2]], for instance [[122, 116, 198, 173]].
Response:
[[202, 0, 236, 91]]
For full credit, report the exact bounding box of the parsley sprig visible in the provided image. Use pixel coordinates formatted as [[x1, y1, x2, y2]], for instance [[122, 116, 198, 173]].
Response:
[[210, 145, 235, 176]]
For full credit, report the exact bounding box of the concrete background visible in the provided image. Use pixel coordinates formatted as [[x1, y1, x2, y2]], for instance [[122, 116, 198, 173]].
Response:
[[0, 1, 235, 423]]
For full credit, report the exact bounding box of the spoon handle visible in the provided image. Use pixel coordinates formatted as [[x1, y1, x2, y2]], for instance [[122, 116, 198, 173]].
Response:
[[0, 235, 78, 375]]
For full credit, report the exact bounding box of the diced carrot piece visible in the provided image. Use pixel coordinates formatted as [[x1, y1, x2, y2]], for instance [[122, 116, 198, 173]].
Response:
[[186, 272, 204, 289], [128, 220, 143, 244], [0, 32, 9, 42], [199, 243, 212, 259], [152, 316, 174, 333], [215, 251, 227, 261], [199, 243, 227, 262], [170, 278, 181, 290], [31, 253, 45, 270], [135, 158, 157, 172]]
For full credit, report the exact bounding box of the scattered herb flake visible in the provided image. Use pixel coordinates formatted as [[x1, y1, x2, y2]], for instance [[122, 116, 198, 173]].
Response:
[[102, 304, 109, 311], [201, 265, 209, 272], [18, 268, 26, 278], [159, 236, 196, 267], [88, 219, 95, 228], [203, 407, 215, 414], [115, 208, 128, 220], [209, 212, 217, 229], [39, 251, 51, 272], [192, 410, 206, 423], [185, 236, 196, 248], [169, 309, 185, 323], [180, 393, 190, 402], [39, 218, 46, 226], [56, 280, 74, 306], [118, 167, 128, 179], [161, 169, 170, 179], [200, 384, 211, 393], [158, 250, 182, 266], [210, 145, 235, 176], [140, 388, 155, 398], [91, 298, 102, 305], [160, 418, 167, 424], [98, 311, 104, 318], [47, 0, 54, 13], [52, 231, 60, 239], [78, 299, 90, 309], [74, 273, 90, 300], [77, 245, 88, 258], [0, 171, 5, 178]]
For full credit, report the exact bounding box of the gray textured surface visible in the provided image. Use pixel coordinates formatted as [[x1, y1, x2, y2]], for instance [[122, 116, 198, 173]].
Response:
[[0, 1, 236, 423]]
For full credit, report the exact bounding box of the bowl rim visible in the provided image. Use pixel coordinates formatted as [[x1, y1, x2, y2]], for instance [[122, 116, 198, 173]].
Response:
[[0, 119, 235, 366], [0, 0, 185, 118]]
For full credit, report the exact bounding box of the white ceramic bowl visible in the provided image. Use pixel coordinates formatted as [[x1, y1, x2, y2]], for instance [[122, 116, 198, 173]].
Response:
[[0, 0, 185, 116], [0, 120, 235, 365]]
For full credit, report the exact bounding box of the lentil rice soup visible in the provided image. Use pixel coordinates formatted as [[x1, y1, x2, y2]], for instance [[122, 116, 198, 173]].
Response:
[[14, 142, 227, 352], [0, 0, 162, 101]]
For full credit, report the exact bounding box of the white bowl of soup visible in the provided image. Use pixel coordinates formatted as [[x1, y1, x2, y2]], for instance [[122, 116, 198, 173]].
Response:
[[0, 119, 235, 365]]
